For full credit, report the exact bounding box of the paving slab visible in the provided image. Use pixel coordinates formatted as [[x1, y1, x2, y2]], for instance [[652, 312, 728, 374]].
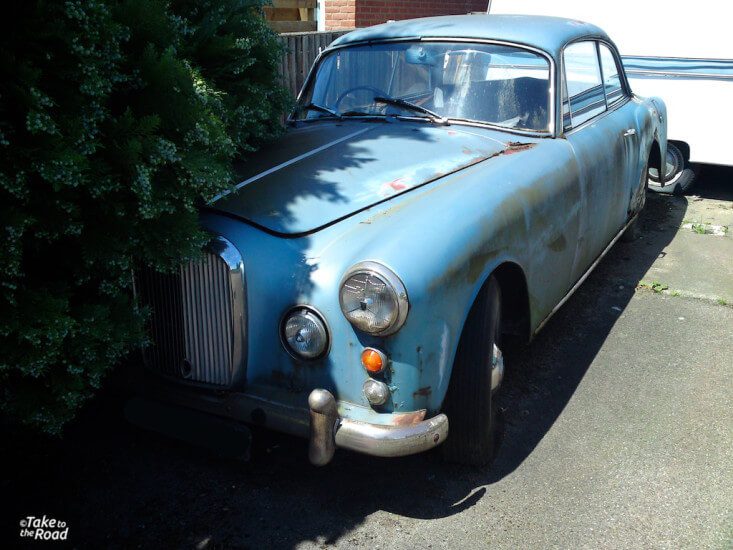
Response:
[[641, 228, 733, 303], [683, 196, 733, 229]]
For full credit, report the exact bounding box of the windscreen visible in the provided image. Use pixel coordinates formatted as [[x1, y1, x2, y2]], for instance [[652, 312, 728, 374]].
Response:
[[297, 42, 551, 132]]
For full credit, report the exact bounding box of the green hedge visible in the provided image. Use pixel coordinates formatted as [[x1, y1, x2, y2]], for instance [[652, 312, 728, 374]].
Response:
[[0, 0, 290, 434]]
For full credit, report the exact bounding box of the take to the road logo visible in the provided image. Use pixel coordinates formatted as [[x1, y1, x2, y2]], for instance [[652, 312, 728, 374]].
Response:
[[18, 515, 69, 542]]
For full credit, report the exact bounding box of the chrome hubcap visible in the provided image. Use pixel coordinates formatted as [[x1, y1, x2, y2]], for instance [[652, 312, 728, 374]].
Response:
[[491, 343, 504, 392]]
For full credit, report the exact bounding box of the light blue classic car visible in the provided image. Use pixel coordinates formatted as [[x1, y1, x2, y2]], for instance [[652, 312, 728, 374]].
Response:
[[132, 15, 667, 466]]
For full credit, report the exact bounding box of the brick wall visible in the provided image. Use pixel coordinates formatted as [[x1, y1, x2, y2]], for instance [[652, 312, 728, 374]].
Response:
[[324, 0, 357, 30], [324, 0, 487, 31]]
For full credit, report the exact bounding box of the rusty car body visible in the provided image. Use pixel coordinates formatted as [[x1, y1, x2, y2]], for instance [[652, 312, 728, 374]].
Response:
[[131, 14, 667, 465]]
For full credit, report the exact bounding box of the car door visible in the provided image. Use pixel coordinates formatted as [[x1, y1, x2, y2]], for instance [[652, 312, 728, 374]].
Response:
[[562, 40, 637, 279], [597, 42, 642, 224]]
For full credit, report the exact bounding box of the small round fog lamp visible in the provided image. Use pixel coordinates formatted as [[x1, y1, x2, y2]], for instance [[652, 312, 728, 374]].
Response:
[[363, 379, 390, 406], [281, 307, 329, 360]]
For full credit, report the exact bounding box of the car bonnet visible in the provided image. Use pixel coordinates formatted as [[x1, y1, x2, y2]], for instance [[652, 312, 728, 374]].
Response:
[[209, 121, 520, 236]]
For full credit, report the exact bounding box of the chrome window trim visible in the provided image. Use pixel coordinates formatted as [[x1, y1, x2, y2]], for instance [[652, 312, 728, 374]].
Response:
[[596, 41, 609, 109], [294, 37, 557, 137], [563, 94, 632, 137], [597, 42, 627, 109]]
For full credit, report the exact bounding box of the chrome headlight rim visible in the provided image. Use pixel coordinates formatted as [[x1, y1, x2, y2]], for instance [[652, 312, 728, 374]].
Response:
[[339, 260, 409, 336], [280, 305, 330, 361]]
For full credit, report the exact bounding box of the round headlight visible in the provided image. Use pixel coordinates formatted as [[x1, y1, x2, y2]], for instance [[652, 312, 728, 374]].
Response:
[[281, 307, 329, 360], [339, 261, 408, 335]]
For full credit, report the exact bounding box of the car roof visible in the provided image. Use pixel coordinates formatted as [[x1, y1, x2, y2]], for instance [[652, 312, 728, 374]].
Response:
[[329, 14, 610, 59]]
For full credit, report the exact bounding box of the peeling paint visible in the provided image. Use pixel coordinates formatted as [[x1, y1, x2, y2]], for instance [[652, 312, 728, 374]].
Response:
[[505, 141, 537, 154], [428, 247, 500, 294], [390, 409, 426, 426], [413, 386, 432, 397], [548, 233, 567, 251]]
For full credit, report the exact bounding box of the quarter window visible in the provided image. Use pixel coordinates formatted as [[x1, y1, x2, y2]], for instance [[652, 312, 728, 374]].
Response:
[[598, 43, 624, 106], [563, 41, 605, 129]]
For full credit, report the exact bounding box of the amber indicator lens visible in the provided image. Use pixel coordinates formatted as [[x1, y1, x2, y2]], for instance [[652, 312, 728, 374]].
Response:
[[361, 348, 385, 373]]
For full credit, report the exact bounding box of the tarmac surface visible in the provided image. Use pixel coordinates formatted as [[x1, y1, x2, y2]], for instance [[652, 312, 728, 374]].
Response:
[[5, 166, 732, 549]]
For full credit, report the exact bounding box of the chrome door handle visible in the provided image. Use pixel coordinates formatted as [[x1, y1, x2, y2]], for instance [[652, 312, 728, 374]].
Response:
[[623, 128, 636, 137]]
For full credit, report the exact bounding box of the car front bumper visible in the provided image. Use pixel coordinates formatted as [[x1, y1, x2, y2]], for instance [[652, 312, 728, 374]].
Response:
[[134, 374, 449, 465], [307, 388, 449, 465]]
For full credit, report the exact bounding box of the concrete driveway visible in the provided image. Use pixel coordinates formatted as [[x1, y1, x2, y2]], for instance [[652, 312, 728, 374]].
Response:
[[6, 167, 732, 549]]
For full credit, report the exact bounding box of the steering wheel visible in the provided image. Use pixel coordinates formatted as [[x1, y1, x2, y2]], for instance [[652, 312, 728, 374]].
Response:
[[334, 86, 389, 111]]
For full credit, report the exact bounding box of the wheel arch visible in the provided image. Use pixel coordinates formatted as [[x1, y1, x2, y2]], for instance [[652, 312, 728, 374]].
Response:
[[492, 261, 531, 347], [648, 138, 662, 175], [450, 262, 529, 368], [436, 260, 530, 411]]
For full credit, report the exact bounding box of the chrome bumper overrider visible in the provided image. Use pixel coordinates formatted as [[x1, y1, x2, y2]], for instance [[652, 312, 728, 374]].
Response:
[[308, 389, 449, 465], [135, 374, 448, 465]]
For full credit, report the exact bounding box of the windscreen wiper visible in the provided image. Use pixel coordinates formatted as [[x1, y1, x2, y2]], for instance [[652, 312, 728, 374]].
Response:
[[374, 96, 449, 125]]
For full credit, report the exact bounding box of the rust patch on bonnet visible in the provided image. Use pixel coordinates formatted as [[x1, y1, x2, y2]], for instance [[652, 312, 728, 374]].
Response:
[[386, 177, 408, 191], [503, 142, 537, 155], [362, 142, 536, 227], [413, 386, 432, 397]]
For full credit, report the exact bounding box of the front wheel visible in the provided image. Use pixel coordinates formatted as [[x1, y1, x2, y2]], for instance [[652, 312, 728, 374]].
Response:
[[441, 276, 504, 466]]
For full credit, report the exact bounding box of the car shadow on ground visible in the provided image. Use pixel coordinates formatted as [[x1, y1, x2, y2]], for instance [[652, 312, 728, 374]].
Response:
[[5, 190, 689, 549]]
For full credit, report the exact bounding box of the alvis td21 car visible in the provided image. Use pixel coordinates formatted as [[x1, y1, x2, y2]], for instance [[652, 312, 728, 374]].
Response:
[[131, 15, 667, 465]]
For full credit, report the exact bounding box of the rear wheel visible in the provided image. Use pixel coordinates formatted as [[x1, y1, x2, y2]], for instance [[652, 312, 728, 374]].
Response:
[[648, 142, 696, 195], [441, 276, 503, 466]]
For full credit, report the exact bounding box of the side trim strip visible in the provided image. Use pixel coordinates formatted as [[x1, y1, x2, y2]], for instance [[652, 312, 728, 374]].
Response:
[[210, 127, 373, 203], [623, 68, 733, 81], [533, 213, 638, 335], [621, 55, 733, 81]]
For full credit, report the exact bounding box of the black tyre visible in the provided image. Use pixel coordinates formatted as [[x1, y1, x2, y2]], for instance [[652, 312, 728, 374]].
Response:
[[648, 142, 696, 195], [441, 275, 503, 466]]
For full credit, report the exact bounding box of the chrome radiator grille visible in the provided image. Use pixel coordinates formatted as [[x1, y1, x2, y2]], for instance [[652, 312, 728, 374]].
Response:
[[137, 238, 245, 387]]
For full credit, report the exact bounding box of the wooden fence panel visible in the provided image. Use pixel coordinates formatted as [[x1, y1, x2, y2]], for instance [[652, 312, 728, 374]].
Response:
[[279, 31, 350, 99]]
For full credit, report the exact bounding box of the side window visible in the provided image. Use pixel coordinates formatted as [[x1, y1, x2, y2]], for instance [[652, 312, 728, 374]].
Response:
[[598, 43, 624, 106], [563, 41, 605, 129]]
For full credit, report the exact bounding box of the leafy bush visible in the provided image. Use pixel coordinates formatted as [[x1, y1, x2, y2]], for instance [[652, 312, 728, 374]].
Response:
[[0, 0, 289, 434]]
